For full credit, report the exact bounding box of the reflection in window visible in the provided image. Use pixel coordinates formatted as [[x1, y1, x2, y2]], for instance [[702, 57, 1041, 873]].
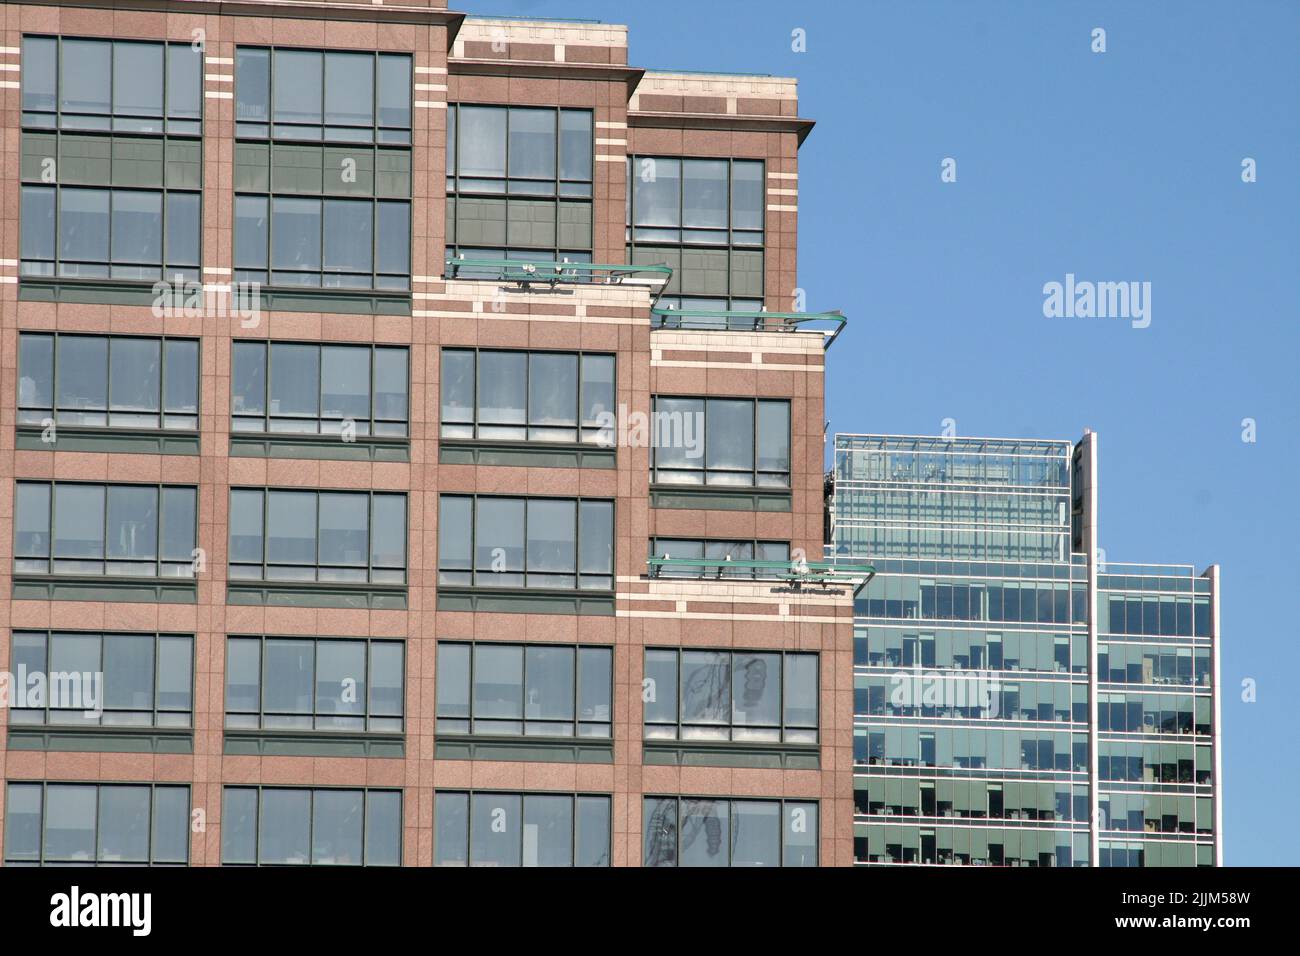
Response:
[[650, 396, 790, 488], [17, 333, 198, 431], [221, 787, 401, 866], [643, 797, 816, 867], [446, 104, 594, 261], [232, 341, 408, 436], [643, 648, 818, 744], [4, 782, 190, 866], [434, 791, 609, 867], [228, 488, 407, 584], [9, 631, 192, 729], [225, 636, 404, 733], [440, 349, 614, 444], [437, 495, 613, 591], [14, 481, 196, 578], [435, 641, 611, 738], [626, 155, 763, 310]]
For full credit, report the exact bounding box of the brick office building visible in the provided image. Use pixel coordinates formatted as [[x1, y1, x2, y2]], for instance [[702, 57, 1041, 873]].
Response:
[[0, 1, 860, 866]]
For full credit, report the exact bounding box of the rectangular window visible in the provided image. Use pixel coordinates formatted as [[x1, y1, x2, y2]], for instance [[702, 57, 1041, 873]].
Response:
[[233, 47, 411, 291], [649, 538, 791, 578], [642, 797, 817, 867], [221, 786, 401, 866], [227, 488, 407, 584], [17, 333, 198, 430], [435, 641, 611, 739], [236, 48, 410, 143], [14, 481, 196, 578], [434, 791, 609, 867], [650, 396, 790, 488], [21, 37, 202, 281], [643, 648, 818, 744], [627, 155, 764, 310], [446, 104, 593, 262], [22, 36, 201, 133], [224, 636, 404, 733], [437, 495, 612, 591], [231, 341, 408, 437], [9, 631, 193, 729], [439, 348, 614, 444], [4, 782, 190, 865]]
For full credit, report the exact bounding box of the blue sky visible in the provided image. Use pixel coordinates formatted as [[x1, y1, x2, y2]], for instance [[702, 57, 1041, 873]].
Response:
[[473, 0, 1300, 865]]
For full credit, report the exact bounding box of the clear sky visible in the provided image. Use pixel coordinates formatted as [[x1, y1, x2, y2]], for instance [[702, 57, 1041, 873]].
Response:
[[472, 0, 1300, 866]]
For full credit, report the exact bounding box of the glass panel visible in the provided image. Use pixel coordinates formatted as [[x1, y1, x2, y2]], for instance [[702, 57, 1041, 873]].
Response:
[[508, 107, 555, 180], [20, 187, 56, 263], [368, 642, 404, 718], [59, 188, 111, 266], [234, 196, 268, 269], [44, 784, 97, 861], [163, 339, 199, 416], [784, 654, 819, 728], [53, 483, 105, 559], [458, 106, 506, 178], [4, 784, 43, 861], [259, 789, 311, 864], [377, 55, 411, 129], [681, 651, 730, 725], [320, 346, 370, 423], [471, 792, 521, 867], [97, 785, 151, 862], [732, 160, 764, 231], [559, 110, 592, 181], [574, 796, 610, 867], [365, 791, 402, 866], [526, 498, 576, 581], [706, 399, 755, 474], [273, 49, 322, 126], [578, 501, 613, 581], [680, 798, 729, 867], [318, 493, 368, 571], [731, 801, 780, 866], [225, 637, 262, 714], [113, 43, 162, 121], [57, 335, 108, 416], [438, 496, 472, 578], [732, 652, 780, 728], [269, 343, 319, 424], [236, 48, 270, 124], [111, 191, 162, 264], [21, 37, 57, 113], [312, 789, 364, 865], [434, 792, 468, 866], [522, 794, 571, 867], [316, 640, 366, 718], [61, 39, 111, 117], [166, 193, 201, 267], [577, 646, 612, 726], [228, 489, 264, 565], [18, 334, 54, 411], [271, 197, 321, 272], [643, 649, 679, 725], [156, 635, 192, 714], [376, 201, 410, 276], [528, 352, 578, 426], [524, 645, 574, 722], [371, 494, 406, 571], [682, 159, 728, 229], [643, 797, 677, 867], [109, 338, 161, 414], [167, 44, 202, 120], [221, 788, 258, 864], [373, 348, 408, 424], [266, 491, 316, 567], [103, 634, 154, 714], [264, 639, 314, 716], [783, 802, 818, 866], [322, 200, 373, 277], [473, 644, 522, 720], [757, 401, 791, 478], [633, 157, 681, 227], [477, 352, 526, 431], [436, 643, 471, 719], [475, 497, 524, 581], [151, 787, 190, 863], [440, 350, 475, 428], [324, 52, 373, 129]]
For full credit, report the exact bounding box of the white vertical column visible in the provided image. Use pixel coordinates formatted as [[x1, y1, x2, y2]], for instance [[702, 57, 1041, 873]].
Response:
[[1208, 564, 1223, 865]]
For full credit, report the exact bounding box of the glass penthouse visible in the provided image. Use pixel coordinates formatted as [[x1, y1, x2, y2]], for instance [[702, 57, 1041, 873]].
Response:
[[830, 433, 1221, 866]]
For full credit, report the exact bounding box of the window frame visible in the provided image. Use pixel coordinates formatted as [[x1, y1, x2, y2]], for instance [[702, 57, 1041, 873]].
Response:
[[445, 103, 595, 262], [648, 537, 792, 579], [13, 479, 198, 579], [439, 347, 615, 445], [223, 634, 405, 733], [227, 487, 408, 585], [219, 785, 403, 867], [432, 789, 611, 867], [434, 640, 612, 739], [641, 796, 818, 867], [3, 780, 191, 866], [436, 493, 614, 592], [8, 629, 194, 730], [231, 339, 409, 437], [643, 647, 819, 744], [649, 395, 791, 489], [17, 331, 200, 431]]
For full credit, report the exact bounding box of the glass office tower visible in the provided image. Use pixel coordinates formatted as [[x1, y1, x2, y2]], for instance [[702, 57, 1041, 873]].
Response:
[[830, 433, 1221, 866]]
